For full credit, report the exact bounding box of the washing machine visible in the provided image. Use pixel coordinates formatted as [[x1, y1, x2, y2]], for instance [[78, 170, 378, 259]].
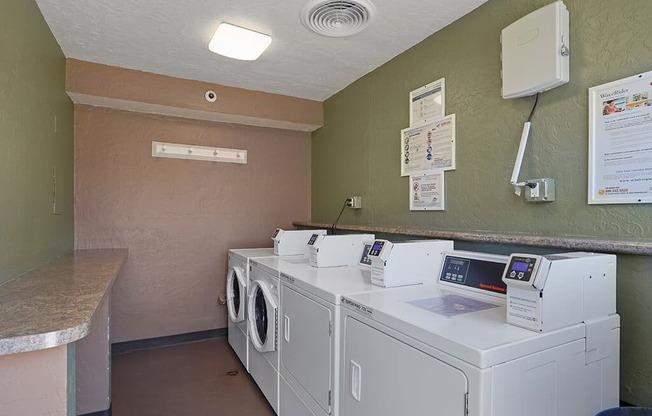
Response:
[[247, 256, 313, 413], [338, 251, 620, 416], [247, 235, 378, 414], [227, 229, 327, 372], [226, 248, 277, 371]]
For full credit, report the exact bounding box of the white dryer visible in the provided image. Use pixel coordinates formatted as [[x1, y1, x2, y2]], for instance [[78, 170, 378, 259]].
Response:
[[278, 264, 384, 416], [278, 239, 454, 416], [226, 248, 277, 371], [247, 256, 313, 413], [338, 251, 620, 416]]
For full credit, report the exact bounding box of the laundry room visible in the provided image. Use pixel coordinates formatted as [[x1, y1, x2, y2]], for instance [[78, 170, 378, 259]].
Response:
[[1, 0, 651, 415]]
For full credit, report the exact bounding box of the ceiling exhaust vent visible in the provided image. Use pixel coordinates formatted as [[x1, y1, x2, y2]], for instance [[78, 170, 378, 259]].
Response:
[[301, 0, 376, 37]]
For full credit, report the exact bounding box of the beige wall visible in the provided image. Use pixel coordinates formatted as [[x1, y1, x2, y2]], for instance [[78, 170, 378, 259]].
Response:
[[66, 59, 323, 131], [74, 106, 311, 342], [0, 345, 69, 416]]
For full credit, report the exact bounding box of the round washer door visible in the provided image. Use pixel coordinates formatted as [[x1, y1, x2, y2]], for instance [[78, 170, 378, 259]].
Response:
[[247, 279, 277, 353], [226, 266, 246, 323]]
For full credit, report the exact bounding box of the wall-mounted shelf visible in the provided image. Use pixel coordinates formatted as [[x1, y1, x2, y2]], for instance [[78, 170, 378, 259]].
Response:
[[151, 141, 247, 164]]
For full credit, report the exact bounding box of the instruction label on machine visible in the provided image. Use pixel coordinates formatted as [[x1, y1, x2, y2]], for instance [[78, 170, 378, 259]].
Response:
[[506, 293, 542, 331]]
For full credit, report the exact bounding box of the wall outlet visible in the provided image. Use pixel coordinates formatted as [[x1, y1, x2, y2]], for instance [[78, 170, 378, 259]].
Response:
[[347, 196, 362, 209], [524, 178, 555, 202]]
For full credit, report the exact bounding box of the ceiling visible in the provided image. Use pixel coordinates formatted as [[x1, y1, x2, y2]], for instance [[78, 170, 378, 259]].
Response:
[[34, 0, 486, 101]]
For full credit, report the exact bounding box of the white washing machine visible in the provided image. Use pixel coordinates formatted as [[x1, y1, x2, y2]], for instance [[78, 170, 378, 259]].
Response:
[[247, 256, 313, 413], [226, 229, 327, 373], [226, 248, 277, 371], [338, 251, 620, 416]]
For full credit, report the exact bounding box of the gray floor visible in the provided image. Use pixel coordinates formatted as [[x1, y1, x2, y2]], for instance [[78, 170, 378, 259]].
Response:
[[112, 338, 276, 416]]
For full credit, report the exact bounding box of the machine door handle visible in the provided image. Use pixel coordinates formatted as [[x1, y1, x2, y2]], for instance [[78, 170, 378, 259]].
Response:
[[284, 315, 290, 342], [351, 360, 362, 401]]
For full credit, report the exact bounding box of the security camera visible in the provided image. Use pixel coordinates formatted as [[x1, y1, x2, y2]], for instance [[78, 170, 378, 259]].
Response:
[[205, 90, 217, 103]]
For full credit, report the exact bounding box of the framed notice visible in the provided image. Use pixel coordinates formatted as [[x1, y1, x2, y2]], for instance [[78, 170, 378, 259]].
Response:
[[410, 78, 445, 126], [401, 114, 456, 177], [410, 171, 445, 211], [588, 71, 652, 204]]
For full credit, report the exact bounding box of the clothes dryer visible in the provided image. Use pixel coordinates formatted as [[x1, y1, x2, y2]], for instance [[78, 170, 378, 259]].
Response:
[[277, 239, 454, 416], [337, 251, 620, 416], [278, 265, 385, 416]]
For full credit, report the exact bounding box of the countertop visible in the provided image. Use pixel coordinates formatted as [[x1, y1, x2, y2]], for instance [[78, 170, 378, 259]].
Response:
[[0, 249, 128, 356], [293, 221, 652, 256]]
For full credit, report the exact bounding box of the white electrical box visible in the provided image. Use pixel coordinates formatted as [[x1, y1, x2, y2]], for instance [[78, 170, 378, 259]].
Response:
[[501, 1, 570, 99], [308, 234, 375, 268], [369, 239, 454, 287], [272, 228, 327, 256]]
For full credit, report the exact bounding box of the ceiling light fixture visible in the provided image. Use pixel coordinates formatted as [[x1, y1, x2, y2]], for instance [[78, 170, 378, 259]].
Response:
[[208, 23, 272, 61]]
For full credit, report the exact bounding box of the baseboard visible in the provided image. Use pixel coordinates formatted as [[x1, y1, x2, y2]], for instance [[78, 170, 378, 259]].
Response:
[[112, 328, 227, 355], [79, 404, 111, 416]]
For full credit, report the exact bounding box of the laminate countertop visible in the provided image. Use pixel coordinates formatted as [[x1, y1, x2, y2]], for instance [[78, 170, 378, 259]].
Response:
[[0, 249, 128, 356], [293, 221, 652, 256]]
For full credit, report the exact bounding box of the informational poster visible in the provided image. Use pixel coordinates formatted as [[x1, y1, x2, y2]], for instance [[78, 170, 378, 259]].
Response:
[[409, 78, 445, 126], [410, 172, 445, 211], [401, 114, 456, 177], [588, 70, 652, 204]]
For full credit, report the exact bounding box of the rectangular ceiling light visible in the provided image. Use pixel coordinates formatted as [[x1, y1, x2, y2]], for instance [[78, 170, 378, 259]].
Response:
[[208, 23, 271, 61]]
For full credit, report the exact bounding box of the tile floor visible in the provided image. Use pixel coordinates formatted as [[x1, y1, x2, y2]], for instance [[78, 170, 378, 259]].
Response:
[[112, 338, 276, 416]]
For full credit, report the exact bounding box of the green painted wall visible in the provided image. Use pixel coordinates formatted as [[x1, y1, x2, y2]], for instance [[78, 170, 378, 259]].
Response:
[[0, 0, 73, 284], [313, 0, 652, 406]]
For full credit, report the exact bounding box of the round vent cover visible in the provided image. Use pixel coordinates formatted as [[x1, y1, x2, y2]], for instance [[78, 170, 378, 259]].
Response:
[[301, 0, 376, 38]]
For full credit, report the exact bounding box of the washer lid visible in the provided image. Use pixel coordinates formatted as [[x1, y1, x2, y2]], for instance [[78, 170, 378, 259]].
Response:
[[341, 284, 587, 369]]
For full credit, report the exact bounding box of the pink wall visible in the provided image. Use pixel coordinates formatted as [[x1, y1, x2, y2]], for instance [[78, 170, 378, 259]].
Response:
[[0, 345, 69, 415], [74, 105, 311, 342]]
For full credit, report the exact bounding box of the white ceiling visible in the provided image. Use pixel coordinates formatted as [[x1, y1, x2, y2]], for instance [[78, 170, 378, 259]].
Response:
[[35, 0, 486, 101]]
